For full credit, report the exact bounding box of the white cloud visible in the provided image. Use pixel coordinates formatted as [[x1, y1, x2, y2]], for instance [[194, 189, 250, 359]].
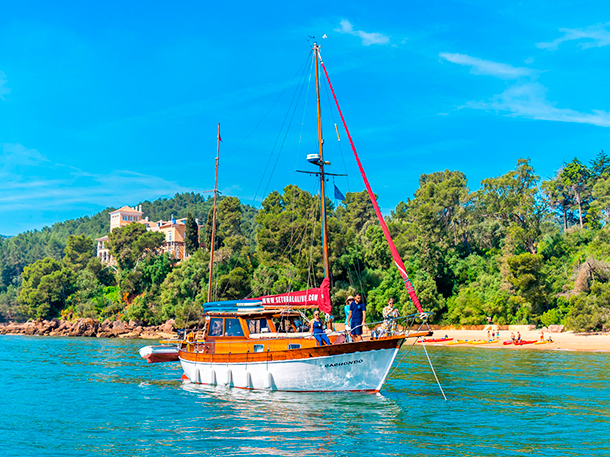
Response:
[[439, 52, 533, 79], [440, 51, 610, 128], [537, 22, 610, 50], [0, 143, 196, 212], [335, 20, 390, 46], [466, 82, 610, 127], [0, 71, 10, 101]]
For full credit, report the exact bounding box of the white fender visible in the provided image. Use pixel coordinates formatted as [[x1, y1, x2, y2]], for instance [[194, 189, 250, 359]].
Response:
[[264, 372, 276, 390], [195, 366, 204, 384], [246, 372, 253, 389], [209, 369, 217, 386], [223, 369, 233, 386]]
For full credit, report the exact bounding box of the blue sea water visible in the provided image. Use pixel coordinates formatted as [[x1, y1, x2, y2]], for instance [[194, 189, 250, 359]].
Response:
[[1, 336, 608, 457]]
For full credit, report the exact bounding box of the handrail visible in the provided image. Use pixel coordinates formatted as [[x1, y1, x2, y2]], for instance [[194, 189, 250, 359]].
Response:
[[181, 313, 430, 348]]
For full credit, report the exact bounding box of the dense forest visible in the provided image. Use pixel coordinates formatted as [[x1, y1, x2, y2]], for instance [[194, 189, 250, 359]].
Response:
[[2, 154, 610, 332]]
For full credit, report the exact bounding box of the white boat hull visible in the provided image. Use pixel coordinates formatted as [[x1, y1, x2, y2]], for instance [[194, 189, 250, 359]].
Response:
[[180, 346, 399, 392]]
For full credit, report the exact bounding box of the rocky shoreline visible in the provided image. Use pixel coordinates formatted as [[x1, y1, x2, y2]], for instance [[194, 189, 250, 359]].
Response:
[[0, 318, 177, 339]]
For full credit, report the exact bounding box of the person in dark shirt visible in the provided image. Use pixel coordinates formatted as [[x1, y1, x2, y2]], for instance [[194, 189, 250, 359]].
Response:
[[347, 293, 366, 342]]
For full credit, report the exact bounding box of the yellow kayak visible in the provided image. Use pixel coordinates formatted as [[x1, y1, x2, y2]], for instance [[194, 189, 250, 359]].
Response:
[[534, 340, 553, 345], [468, 339, 499, 345], [446, 340, 469, 345]]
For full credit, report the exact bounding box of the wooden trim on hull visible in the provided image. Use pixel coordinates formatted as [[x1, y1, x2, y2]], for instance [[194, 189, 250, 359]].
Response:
[[179, 334, 418, 364]]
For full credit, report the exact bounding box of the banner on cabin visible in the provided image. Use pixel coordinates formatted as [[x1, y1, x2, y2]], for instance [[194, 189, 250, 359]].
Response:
[[256, 278, 332, 314]]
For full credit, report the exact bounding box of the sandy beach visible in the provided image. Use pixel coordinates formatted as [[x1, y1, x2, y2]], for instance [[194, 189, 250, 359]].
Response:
[[420, 329, 610, 352]]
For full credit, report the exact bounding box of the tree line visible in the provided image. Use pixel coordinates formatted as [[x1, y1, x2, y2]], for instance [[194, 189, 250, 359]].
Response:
[[1, 154, 610, 331]]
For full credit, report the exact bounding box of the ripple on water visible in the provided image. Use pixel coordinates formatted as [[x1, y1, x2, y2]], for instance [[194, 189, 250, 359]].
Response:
[[1, 336, 609, 457]]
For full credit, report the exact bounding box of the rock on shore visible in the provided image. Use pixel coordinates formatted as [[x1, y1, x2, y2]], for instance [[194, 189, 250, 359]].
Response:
[[0, 318, 177, 339]]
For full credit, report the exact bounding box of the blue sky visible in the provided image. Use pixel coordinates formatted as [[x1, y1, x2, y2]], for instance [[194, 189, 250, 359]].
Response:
[[1, 1, 609, 235]]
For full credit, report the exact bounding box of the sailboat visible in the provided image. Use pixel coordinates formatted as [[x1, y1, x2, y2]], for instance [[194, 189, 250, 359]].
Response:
[[177, 43, 433, 392]]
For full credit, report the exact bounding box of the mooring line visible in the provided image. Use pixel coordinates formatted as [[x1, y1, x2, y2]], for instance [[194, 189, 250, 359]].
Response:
[[421, 342, 447, 401]]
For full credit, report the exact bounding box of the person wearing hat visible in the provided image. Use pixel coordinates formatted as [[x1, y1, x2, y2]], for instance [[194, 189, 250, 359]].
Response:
[[344, 295, 354, 328], [347, 293, 366, 342]]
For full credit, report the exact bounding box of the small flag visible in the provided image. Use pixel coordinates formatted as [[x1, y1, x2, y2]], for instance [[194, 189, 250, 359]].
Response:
[[171, 215, 176, 225], [334, 184, 345, 201], [218, 133, 222, 142]]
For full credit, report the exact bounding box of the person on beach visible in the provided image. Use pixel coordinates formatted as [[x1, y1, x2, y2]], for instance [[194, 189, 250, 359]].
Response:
[[310, 310, 331, 346], [516, 331, 522, 342], [510, 332, 515, 342], [347, 293, 366, 342]]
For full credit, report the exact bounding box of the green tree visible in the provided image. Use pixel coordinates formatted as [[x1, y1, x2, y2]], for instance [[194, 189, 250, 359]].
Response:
[[335, 191, 376, 234], [476, 158, 543, 254], [107, 223, 165, 270], [561, 158, 590, 229], [590, 150, 610, 179], [506, 253, 547, 319], [184, 212, 200, 255], [158, 250, 208, 321], [63, 234, 95, 271], [18, 258, 77, 319], [591, 175, 610, 225], [542, 173, 573, 231]]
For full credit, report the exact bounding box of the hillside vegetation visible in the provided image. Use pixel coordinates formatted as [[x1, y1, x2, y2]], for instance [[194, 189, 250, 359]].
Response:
[[1, 155, 610, 331]]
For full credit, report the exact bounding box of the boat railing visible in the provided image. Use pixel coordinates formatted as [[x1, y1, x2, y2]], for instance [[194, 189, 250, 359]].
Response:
[[182, 311, 430, 354], [349, 311, 431, 340]]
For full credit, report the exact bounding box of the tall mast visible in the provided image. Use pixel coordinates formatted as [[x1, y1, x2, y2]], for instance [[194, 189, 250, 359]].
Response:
[[314, 43, 331, 280], [207, 123, 220, 303]]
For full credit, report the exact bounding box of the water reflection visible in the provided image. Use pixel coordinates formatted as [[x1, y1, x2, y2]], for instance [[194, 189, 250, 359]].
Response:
[[177, 383, 402, 456], [2, 336, 610, 457]]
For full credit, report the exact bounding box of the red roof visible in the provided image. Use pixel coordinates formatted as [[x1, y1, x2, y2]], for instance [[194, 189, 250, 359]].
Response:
[[109, 205, 143, 215]]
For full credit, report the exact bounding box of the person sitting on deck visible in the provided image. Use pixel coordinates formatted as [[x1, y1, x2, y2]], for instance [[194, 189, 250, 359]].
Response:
[[347, 293, 367, 342], [383, 298, 399, 329], [310, 311, 331, 346], [375, 297, 399, 338]]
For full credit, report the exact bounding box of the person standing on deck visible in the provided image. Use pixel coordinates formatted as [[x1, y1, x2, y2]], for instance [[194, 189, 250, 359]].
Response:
[[347, 293, 366, 342], [344, 296, 354, 328]]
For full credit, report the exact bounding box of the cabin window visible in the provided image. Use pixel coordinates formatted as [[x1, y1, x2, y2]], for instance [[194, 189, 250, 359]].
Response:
[[253, 344, 264, 353], [209, 318, 223, 337], [288, 343, 301, 350], [246, 318, 270, 334], [224, 318, 244, 337], [292, 317, 307, 332], [276, 318, 296, 333]]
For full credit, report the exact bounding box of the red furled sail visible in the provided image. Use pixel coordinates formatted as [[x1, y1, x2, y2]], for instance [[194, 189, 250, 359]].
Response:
[[318, 52, 424, 314], [256, 278, 332, 313]]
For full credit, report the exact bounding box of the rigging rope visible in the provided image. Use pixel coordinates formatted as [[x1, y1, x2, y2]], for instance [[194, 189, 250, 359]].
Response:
[[421, 342, 448, 401], [317, 50, 423, 314], [220, 52, 313, 168], [253, 53, 312, 204], [322, 73, 351, 193]]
